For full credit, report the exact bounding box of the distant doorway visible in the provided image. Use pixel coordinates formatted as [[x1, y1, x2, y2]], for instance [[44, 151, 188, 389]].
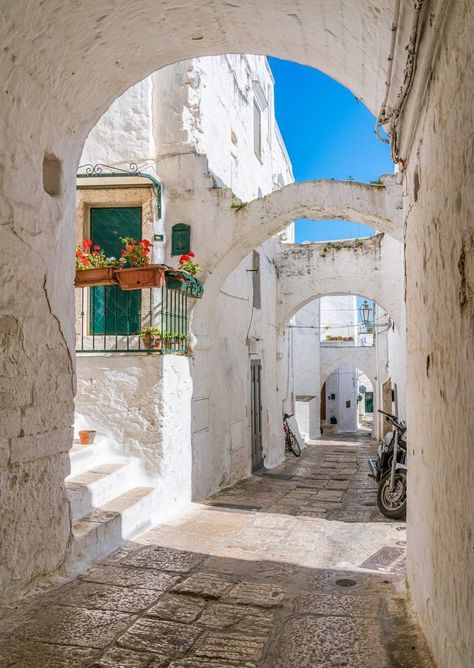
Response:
[[250, 360, 263, 471]]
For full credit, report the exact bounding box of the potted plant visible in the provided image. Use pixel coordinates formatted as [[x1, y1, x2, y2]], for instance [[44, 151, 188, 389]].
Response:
[[165, 252, 201, 290], [74, 240, 124, 286], [177, 252, 200, 275], [164, 331, 187, 349], [140, 326, 163, 350], [115, 238, 167, 290]]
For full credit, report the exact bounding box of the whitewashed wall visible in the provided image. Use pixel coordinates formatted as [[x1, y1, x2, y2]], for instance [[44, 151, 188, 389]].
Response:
[[320, 295, 358, 342], [81, 78, 156, 170], [75, 355, 192, 519], [291, 300, 320, 440], [76, 54, 294, 505], [0, 3, 471, 664], [324, 366, 358, 433]]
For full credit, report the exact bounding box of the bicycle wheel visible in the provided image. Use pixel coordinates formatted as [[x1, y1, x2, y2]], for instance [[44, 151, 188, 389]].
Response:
[[285, 429, 301, 457]]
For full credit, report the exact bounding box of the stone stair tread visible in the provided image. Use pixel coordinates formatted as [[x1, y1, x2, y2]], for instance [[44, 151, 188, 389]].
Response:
[[66, 462, 125, 486], [72, 487, 155, 538], [102, 487, 155, 513]]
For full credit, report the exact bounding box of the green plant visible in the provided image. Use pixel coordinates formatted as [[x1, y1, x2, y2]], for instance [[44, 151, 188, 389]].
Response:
[[75, 240, 124, 270], [178, 252, 200, 275], [231, 201, 247, 211], [369, 178, 383, 185], [161, 331, 187, 341], [140, 327, 162, 338], [120, 237, 152, 267]]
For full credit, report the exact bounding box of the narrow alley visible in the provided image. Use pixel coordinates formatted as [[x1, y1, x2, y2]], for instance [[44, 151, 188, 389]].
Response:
[[0, 435, 433, 667]]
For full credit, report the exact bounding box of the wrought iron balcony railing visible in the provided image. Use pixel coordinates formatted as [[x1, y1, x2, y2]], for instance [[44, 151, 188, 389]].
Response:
[[75, 285, 189, 354]]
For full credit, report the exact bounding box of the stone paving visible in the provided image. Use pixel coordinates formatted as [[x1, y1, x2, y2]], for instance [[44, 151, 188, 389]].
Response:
[[0, 434, 434, 667]]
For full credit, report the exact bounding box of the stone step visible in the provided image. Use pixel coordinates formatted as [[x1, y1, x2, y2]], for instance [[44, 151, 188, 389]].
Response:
[[66, 461, 139, 521], [69, 440, 126, 476], [70, 487, 157, 567]]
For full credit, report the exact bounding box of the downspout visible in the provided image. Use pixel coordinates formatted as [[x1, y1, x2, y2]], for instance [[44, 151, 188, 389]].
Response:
[[375, 0, 402, 144], [375, 0, 427, 164]]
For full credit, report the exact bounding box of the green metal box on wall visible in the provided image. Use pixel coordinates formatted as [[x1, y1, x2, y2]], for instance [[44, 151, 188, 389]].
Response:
[[171, 223, 191, 256]]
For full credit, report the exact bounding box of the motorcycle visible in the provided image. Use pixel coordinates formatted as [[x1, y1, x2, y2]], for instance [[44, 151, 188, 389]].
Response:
[[368, 409, 407, 519]]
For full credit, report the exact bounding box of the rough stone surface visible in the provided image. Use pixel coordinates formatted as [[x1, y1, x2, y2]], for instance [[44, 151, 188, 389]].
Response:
[[277, 234, 403, 329], [0, 435, 433, 667], [404, 2, 474, 666], [117, 618, 201, 656], [0, 4, 472, 664]]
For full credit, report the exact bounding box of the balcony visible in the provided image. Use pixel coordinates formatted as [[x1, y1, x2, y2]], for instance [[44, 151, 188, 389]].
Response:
[[75, 280, 195, 355]]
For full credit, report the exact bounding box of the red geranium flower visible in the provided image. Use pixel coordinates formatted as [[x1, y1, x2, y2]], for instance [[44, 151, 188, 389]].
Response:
[[93, 245, 100, 251], [82, 239, 93, 249], [188, 251, 195, 258], [179, 254, 190, 263]]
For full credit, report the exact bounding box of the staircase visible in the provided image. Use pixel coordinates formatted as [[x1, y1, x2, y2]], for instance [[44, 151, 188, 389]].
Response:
[[66, 441, 157, 569]]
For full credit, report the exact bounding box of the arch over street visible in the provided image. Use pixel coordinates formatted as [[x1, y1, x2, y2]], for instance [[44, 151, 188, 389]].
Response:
[[275, 233, 403, 331]]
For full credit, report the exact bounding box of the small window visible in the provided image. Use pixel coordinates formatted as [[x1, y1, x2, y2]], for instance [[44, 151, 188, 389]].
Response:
[[253, 100, 262, 161]]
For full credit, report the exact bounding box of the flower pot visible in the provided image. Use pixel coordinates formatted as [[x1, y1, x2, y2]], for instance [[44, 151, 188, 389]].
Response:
[[75, 267, 117, 287], [115, 265, 167, 290], [79, 430, 97, 445], [141, 335, 163, 351]]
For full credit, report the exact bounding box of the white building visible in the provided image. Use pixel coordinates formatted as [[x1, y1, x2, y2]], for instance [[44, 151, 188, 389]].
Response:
[[71, 55, 295, 565]]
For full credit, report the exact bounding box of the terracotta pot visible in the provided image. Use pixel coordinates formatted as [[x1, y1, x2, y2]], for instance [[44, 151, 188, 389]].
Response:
[[74, 267, 117, 287], [115, 265, 166, 291], [79, 430, 97, 445], [141, 335, 163, 350]]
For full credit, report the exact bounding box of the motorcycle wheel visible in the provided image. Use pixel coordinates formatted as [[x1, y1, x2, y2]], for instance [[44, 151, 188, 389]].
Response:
[[377, 470, 407, 520]]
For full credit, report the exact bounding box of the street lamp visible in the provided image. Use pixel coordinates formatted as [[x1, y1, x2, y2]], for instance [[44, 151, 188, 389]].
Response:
[[359, 300, 373, 327]]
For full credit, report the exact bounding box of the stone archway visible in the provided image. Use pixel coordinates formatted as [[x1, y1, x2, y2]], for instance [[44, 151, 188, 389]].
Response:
[[1, 4, 473, 664], [274, 233, 403, 333]]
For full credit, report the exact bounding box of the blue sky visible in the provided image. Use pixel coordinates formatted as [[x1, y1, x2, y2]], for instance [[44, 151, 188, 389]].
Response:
[[269, 58, 393, 242]]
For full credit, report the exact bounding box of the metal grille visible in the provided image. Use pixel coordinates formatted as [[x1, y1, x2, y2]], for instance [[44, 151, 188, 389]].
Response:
[[76, 286, 188, 354], [359, 546, 406, 573]]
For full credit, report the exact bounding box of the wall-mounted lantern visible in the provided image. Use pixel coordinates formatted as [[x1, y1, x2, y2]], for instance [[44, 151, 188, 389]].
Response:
[[359, 300, 373, 326]]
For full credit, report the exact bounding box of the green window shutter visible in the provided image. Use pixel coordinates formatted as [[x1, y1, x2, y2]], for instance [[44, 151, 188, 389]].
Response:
[[171, 223, 190, 256], [89, 207, 142, 335]]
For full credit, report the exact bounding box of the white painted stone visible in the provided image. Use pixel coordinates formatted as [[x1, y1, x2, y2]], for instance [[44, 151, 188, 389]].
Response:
[[0, 4, 472, 665], [276, 234, 403, 331]]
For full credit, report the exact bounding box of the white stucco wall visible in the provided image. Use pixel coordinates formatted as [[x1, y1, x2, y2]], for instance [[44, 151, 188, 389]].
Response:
[[276, 234, 403, 331], [403, 3, 474, 665], [75, 355, 192, 518], [75, 54, 294, 506], [324, 366, 358, 433], [1, 5, 473, 665], [320, 295, 358, 342], [80, 78, 156, 171], [291, 300, 321, 440]]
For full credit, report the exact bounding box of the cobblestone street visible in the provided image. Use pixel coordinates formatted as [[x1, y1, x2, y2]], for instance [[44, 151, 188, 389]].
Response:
[[0, 434, 433, 667]]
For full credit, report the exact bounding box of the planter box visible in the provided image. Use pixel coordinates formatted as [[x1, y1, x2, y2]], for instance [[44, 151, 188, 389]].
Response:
[[115, 264, 167, 291], [165, 270, 204, 298], [75, 267, 117, 287]]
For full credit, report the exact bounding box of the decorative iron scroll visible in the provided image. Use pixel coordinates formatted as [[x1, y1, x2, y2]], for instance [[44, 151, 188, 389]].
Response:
[[77, 163, 162, 216]]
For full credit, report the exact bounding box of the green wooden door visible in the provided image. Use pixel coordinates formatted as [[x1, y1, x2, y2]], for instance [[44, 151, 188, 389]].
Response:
[[365, 391, 374, 413], [90, 207, 142, 335]]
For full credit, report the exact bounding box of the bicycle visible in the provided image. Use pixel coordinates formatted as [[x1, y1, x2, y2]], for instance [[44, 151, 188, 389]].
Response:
[[283, 413, 301, 457]]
